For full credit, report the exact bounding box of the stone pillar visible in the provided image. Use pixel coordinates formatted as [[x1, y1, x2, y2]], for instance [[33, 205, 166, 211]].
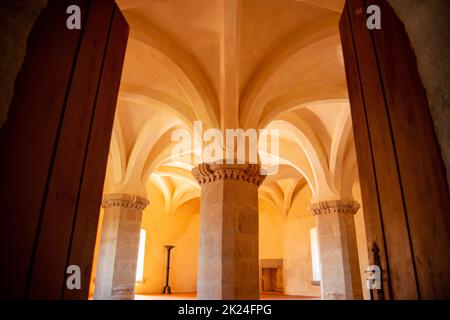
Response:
[[192, 163, 265, 300], [309, 200, 363, 300], [93, 193, 149, 300]]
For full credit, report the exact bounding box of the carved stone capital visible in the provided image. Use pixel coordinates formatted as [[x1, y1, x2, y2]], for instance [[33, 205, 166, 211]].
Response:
[[309, 200, 360, 216], [192, 163, 265, 187], [102, 193, 149, 210]]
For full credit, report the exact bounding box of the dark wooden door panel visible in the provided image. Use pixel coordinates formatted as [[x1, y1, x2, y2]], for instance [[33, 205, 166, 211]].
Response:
[[0, 0, 128, 299], [339, 7, 392, 300], [342, 0, 418, 299], [368, 0, 450, 299], [63, 6, 129, 300], [340, 0, 450, 299], [0, 0, 88, 299], [27, 0, 116, 299]]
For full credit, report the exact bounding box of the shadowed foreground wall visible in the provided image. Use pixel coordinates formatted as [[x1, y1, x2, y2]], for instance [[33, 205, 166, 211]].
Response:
[[0, 0, 47, 128], [387, 0, 450, 191]]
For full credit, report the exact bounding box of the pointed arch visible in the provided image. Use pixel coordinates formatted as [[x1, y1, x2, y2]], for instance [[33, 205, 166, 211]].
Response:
[[125, 12, 219, 128], [240, 16, 339, 128]]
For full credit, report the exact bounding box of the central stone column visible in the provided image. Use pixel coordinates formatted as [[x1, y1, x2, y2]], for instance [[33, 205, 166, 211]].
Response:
[[94, 193, 149, 300], [192, 163, 265, 300], [309, 200, 363, 300]]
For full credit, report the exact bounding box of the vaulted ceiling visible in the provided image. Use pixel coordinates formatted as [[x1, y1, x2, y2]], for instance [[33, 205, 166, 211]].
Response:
[[105, 0, 357, 215]]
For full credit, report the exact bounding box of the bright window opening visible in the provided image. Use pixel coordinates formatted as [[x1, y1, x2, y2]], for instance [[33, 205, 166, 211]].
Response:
[[136, 229, 146, 283], [310, 228, 321, 283]]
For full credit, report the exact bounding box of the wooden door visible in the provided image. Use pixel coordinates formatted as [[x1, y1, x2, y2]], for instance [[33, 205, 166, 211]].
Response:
[[340, 0, 450, 299], [0, 0, 128, 299]]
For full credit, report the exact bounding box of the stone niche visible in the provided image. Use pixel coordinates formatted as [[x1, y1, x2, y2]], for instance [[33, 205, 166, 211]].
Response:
[[259, 259, 283, 293]]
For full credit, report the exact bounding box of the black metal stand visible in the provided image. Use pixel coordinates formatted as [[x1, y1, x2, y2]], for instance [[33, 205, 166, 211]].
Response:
[[161, 245, 175, 294]]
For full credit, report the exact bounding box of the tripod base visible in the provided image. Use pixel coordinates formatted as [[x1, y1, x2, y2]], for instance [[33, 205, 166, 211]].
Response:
[[161, 285, 172, 294]]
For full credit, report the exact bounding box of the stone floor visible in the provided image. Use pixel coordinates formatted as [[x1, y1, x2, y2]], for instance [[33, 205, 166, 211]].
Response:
[[135, 292, 319, 300]]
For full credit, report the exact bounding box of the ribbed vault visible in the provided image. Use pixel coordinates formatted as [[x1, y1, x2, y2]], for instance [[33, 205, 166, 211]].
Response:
[[105, 0, 358, 214]]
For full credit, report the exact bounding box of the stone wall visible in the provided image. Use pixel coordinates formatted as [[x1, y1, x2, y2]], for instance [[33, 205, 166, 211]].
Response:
[[282, 186, 321, 297], [0, 0, 47, 129], [259, 200, 284, 260], [90, 181, 370, 298], [387, 0, 450, 191], [282, 184, 370, 299], [90, 187, 201, 296]]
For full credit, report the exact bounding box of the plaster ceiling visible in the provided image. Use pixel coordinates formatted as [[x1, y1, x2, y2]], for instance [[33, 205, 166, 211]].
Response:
[[107, 0, 357, 214]]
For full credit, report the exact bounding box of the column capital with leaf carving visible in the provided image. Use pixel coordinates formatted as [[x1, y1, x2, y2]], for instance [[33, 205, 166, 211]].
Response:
[[101, 193, 149, 211], [192, 163, 265, 187], [309, 200, 360, 216]]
